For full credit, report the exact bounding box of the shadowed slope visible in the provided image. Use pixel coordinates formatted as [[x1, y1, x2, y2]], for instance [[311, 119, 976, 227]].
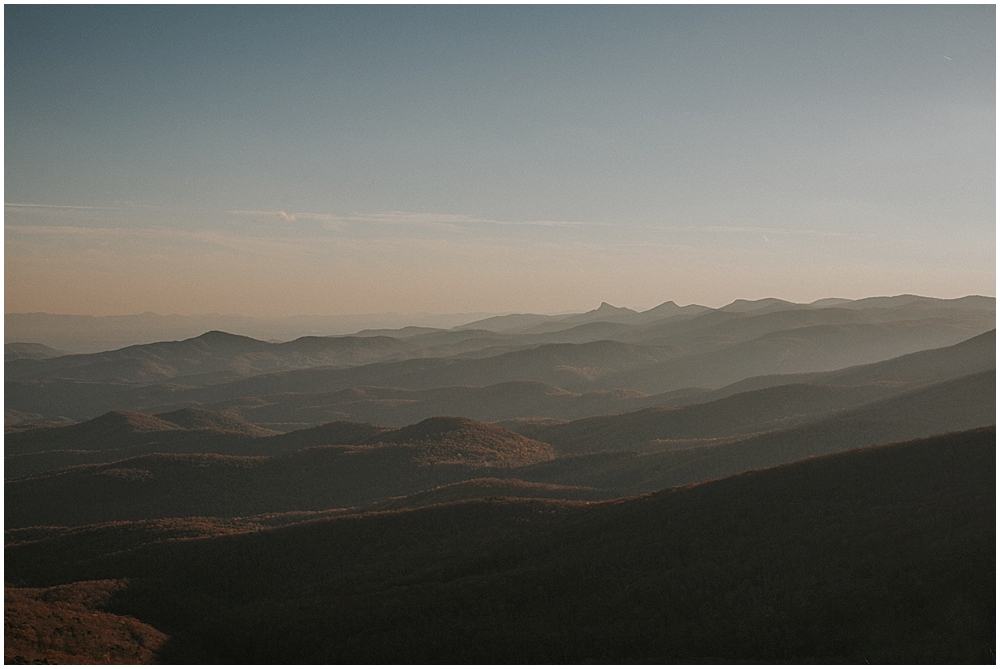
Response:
[[709, 328, 995, 397], [7, 427, 993, 664], [516, 381, 915, 453], [263, 420, 388, 450], [506, 369, 994, 492], [610, 319, 992, 393], [512, 331, 996, 453], [364, 478, 609, 511]]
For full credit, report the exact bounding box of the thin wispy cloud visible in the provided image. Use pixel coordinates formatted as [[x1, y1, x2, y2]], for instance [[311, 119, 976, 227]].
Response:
[[230, 209, 297, 222], [5, 202, 120, 211], [228, 209, 606, 231], [4, 224, 335, 261], [647, 224, 871, 240]]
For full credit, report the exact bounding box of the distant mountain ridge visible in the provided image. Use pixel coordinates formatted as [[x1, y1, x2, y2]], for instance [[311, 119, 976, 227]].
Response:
[[5, 331, 426, 384], [6, 313, 993, 426], [5, 342, 69, 362], [7, 295, 992, 353], [4, 311, 500, 353]]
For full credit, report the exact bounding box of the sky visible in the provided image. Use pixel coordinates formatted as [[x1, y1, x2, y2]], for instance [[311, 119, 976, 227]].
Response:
[[5, 5, 995, 317]]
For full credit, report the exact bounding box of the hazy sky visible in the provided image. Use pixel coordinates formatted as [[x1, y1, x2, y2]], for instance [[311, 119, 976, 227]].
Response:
[[5, 5, 995, 316]]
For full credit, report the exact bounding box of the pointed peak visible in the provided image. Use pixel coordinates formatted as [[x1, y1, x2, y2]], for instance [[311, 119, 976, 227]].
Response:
[[593, 302, 632, 313]]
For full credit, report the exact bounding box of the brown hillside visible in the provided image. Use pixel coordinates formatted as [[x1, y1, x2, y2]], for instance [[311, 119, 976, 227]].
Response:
[[153, 407, 277, 436], [4, 580, 167, 664], [361, 416, 556, 466]]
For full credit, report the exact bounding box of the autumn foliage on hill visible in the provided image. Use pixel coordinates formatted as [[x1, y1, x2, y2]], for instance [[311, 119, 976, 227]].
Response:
[[4, 580, 166, 664]]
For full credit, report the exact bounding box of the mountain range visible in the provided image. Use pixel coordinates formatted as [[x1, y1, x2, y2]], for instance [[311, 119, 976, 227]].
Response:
[[6, 295, 993, 426], [4, 294, 995, 663]]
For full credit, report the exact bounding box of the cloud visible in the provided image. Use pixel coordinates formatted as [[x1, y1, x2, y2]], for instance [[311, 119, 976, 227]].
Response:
[[13, 203, 604, 234], [228, 208, 606, 230], [647, 224, 870, 239], [5, 202, 119, 211], [228, 209, 297, 222], [4, 224, 334, 262]]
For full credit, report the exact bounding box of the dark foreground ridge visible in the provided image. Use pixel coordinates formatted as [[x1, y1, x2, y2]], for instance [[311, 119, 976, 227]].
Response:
[[6, 427, 994, 664]]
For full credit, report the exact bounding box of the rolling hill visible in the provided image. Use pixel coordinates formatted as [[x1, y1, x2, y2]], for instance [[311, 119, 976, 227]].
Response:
[[4, 409, 282, 479], [515, 381, 918, 453], [4, 417, 556, 528], [197, 380, 664, 431], [701, 327, 995, 398], [511, 331, 995, 453]]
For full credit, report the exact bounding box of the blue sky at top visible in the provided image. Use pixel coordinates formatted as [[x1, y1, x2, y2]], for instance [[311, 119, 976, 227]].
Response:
[[5, 5, 995, 316]]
